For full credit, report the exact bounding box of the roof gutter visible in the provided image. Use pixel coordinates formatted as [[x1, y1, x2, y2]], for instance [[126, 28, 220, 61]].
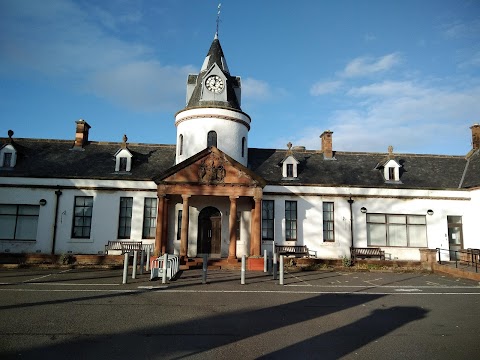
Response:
[[51, 187, 62, 255]]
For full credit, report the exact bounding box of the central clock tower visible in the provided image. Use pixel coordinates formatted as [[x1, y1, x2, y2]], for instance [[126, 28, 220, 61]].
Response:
[[174, 34, 251, 166]]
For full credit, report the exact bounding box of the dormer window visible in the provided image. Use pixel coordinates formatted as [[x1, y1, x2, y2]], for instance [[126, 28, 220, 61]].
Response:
[[0, 144, 17, 169], [114, 135, 133, 173], [281, 143, 300, 180], [382, 159, 402, 183]]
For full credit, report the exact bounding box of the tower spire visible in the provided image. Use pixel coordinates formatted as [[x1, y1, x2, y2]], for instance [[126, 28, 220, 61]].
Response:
[[215, 3, 221, 38]]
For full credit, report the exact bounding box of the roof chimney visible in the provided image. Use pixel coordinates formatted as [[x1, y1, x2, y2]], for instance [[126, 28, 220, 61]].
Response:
[[320, 130, 334, 159], [73, 119, 91, 149], [471, 123, 480, 150]]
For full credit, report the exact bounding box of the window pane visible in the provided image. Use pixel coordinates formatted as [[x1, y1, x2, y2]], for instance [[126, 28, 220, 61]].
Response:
[[367, 223, 386, 246], [18, 205, 39, 215], [388, 215, 406, 224], [408, 226, 427, 247], [0, 215, 15, 239], [388, 224, 407, 246], [447, 216, 462, 224], [408, 215, 426, 225], [0, 205, 17, 215], [367, 214, 386, 223]]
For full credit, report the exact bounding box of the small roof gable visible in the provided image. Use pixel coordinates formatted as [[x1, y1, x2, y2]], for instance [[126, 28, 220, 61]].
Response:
[[154, 146, 266, 188]]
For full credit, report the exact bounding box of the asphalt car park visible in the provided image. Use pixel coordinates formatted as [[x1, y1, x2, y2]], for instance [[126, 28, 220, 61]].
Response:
[[1, 268, 479, 359]]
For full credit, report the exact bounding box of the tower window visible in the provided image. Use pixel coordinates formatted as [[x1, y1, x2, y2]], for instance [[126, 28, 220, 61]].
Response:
[[207, 131, 217, 147], [242, 137, 246, 157], [179, 134, 184, 156]]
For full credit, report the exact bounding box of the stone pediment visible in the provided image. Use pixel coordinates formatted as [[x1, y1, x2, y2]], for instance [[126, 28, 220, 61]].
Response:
[[154, 147, 266, 188]]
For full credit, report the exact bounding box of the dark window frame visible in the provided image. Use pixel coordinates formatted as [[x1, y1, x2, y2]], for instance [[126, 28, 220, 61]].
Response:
[[262, 200, 274, 240], [177, 210, 182, 240], [142, 198, 157, 239], [179, 134, 184, 156], [286, 163, 294, 177], [117, 197, 133, 239], [285, 200, 297, 241], [3, 153, 12, 167], [72, 196, 93, 239], [323, 202, 335, 242], [207, 131, 217, 147], [0, 204, 39, 241]]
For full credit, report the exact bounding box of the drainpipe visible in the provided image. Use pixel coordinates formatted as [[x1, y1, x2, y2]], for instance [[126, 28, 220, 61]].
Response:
[[51, 187, 63, 255], [347, 197, 354, 249]]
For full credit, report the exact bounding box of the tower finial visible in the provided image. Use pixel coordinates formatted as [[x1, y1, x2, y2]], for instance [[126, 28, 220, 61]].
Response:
[[216, 3, 221, 38]]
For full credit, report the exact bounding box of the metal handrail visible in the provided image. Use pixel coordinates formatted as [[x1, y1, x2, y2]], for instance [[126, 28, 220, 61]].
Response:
[[436, 248, 479, 273]]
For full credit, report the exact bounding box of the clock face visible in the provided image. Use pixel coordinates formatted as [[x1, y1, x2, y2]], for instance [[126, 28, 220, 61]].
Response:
[[205, 75, 224, 93]]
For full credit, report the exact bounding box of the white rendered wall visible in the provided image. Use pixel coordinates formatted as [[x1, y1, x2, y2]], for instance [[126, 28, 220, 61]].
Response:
[[263, 185, 475, 261], [175, 108, 250, 166], [0, 178, 157, 255]]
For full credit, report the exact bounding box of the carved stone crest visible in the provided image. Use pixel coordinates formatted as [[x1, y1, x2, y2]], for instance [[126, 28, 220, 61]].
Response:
[[198, 154, 226, 184]]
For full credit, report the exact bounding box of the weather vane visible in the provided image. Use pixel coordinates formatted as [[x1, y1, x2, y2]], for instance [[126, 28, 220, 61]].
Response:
[[216, 3, 222, 37]]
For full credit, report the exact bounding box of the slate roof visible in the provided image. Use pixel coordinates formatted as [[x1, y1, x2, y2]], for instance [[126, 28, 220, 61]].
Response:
[[1, 137, 478, 190], [0, 138, 176, 181]]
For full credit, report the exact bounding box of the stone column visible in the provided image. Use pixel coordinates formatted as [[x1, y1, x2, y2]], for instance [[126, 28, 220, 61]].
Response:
[[252, 196, 262, 256], [180, 194, 190, 258], [161, 198, 169, 254], [228, 196, 238, 259], [154, 194, 165, 257]]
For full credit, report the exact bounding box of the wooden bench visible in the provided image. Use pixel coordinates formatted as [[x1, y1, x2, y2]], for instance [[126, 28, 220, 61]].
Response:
[[105, 241, 143, 255], [275, 245, 317, 258], [351, 247, 385, 262]]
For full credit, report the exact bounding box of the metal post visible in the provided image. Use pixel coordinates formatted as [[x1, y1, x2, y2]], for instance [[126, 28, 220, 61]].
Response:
[[122, 252, 128, 284], [273, 252, 277, 280], [268, 252, 273, 275], [241, 255, 246, 285], [202, 254, 208, 284], [279, 255, 284, 285], [132, 250, 138, 279], [264, 249, 267, 273], [455, 251, 458, 268], [139, 250, 144, 275], [437, 248, 441, 264], [145, 247, 151, 272], [162, 253, 168, 284]]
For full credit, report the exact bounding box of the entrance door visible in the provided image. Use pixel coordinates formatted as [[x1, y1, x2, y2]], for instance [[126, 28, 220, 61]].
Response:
[[197, 207, 222, 257], [447, 216, 463, 260]]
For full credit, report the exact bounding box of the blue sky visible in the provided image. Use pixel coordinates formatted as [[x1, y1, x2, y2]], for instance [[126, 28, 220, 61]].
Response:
[[1, 0, 479, 155]]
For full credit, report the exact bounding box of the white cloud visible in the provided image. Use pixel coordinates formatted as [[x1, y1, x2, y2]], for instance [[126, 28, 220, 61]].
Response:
[[0, 0, 188, 112], [310, 80, 342, 96], [442, 19, 480, 39], [290, 80, 480, 154], [340, 53, 402, 78], [242, 77, 287, 102], [86, 61, 195, 112]]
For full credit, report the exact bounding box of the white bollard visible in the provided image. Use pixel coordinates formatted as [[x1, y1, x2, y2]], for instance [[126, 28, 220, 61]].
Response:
[[241, 255, 246, 285], [279, 255, 284, 285], [139, 250, 144, 275], [145, 247, 151, 272], [264, 249, 268, 273], [273, 252, 278, 280], [132, 250, 138, 279], [122, 252, 129, 284], [162, 253, 168, 284]]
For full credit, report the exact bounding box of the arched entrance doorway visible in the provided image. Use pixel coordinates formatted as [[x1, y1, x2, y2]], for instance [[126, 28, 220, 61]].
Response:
[[197, 207, 222, 257]]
